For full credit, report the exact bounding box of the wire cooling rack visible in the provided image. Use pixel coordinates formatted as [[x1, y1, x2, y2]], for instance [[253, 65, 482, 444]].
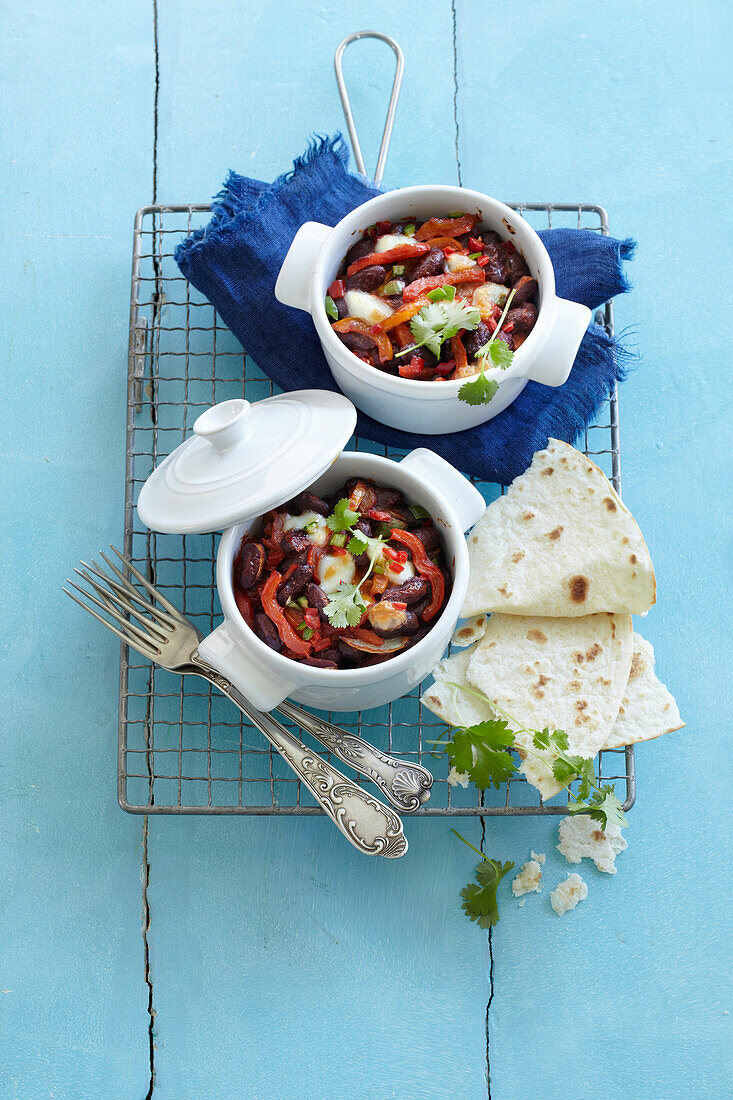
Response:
[[120, 200, 634, 816]]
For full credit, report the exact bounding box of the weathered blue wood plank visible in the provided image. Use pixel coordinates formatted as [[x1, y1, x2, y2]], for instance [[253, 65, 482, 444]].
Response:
[[457, 0, 732, 1095], [0, 1, 155, 1095]]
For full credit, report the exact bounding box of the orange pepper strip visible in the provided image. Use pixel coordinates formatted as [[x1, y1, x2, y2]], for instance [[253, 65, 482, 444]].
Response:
[[414, 215, 478, 241], [403, 268, 484, 303], [423, 236, 465, 251], [332, 317, 393, 363], [450, 332, 468, 373], [346, 242, 429, 277], [260, 571, 312, 656], [390, 529, 446, 622], [378, 298, 430, 331], [393, 322, 414, 348]]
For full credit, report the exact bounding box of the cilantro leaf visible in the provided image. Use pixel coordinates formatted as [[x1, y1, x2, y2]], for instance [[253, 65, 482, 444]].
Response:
[[326, 497, 360, 533], [458, 371, 499, 406], [482, 339, 514, 370], [397, 299, 481, 359], [461, 858, 515, 929], [322, 583, 366, 628], [445, 719, 517, 790]]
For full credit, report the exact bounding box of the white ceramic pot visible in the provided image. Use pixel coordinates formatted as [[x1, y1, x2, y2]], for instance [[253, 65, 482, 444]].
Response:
[[275, 185, 591, 435], [196, 448, 485, 713]]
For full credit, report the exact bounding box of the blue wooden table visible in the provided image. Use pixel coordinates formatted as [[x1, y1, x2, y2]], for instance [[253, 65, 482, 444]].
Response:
[[2, 1, 731, 1096]]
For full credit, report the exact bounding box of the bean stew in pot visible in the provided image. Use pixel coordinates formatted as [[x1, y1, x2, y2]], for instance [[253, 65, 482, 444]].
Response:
[[232, 479, 452, 669], [324, 213, 539, 383]]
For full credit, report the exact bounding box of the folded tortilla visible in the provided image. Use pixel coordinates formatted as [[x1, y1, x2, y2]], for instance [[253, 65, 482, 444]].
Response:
[[461, 439, 656, 618], [423, 628, 682, 799]]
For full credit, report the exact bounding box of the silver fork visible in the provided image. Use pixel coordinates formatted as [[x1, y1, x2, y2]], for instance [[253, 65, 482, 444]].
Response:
[[64, 548, 407, 858]]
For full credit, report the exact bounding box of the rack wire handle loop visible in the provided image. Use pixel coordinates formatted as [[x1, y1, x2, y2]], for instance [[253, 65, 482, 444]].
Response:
[[334, 31, 404, 185]]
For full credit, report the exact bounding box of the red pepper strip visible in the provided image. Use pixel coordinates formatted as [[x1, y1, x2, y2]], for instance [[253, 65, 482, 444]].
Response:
[[477, 255, 490, 267], [451, 333, 468, 374], [423, 236, 464, 252], [328, 278, 346, 299], [266, 549, 285, 570], [468, 236, 484, 252], [414, 215, 478, 241], [379, 299, 430, 331], [234, 590, 254, 630], [393, 322, 414, 348], [398, 356, 430, 380], [390, 601, 408, 611], [390, 529, 445, 621], [434, 360, 455, 377], [332, 317, 393, 363], [260, 572, 311, 656], [368, 508, 392, 522], [403, 268, 484, 303], [311, 635, 332, 653], [263, 510, 284, 551], [349, 626, 385, 646], [346, 242, 429, 278]]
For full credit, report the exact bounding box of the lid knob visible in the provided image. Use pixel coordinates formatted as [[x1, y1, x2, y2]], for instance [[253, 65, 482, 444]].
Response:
[[193, 399, 251, 453]]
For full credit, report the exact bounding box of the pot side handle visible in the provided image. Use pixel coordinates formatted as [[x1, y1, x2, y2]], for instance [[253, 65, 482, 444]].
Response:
[[400, 448, 486, 532], [274, 221, 332, 313], [195, 622, 296, 712], [525, 297, 592, 387]]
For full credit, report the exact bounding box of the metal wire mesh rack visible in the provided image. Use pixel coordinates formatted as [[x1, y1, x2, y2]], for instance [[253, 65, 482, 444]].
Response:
[[121, 200, 634, 816]]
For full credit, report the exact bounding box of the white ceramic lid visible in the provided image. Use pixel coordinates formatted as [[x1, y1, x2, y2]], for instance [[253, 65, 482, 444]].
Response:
[[136, 390, 357, 534]]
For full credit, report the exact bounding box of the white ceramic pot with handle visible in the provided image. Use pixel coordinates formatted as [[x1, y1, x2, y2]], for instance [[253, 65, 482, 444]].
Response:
[[137, 391, 486, 712], [275, 185, 591, 434]]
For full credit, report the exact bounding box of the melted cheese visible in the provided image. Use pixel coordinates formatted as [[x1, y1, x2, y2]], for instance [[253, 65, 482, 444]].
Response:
[[317, 552, 356, 594], [473, 282, 509, 320], [282, 512, 330, 547], [445, 252, 476, 273], [373, 233, 416, 253], [343, 290, 393, 326], [383, 557, 415, 586]]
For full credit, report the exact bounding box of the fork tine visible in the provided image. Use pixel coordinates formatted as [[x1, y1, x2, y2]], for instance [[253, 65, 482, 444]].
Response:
[[66, 579, 162, 653], [74, 567, 169, 643], [63, 587, 159, 659], [80, 558, 177, 629], [106, 545, 181, 616]]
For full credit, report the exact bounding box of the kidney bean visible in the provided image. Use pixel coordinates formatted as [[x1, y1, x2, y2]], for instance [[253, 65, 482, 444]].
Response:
[[411, 526, 441, 553], [288, 490, 329, 516], [281, 530, 311, 554], [305, 583, 329, 619], [337, 640, 368, 665], [316, 647, 341, 664], [504, 249, 530, 284], [405, 247, 445, 284], [372, 487, 403, 511], [511, 276, 538, 306], [379, 576, 428, 605], [506, 302, 538, 331], [301, 656, 338, 669], [338, 331, 376, 354], [254, 612, 282, 651], [276, 564, 312, 606], [344, 237, 374, 266], [346, 264, 387, 292], [237, 541, 265, 590], [335, 296, 350, 320], [481, 230, 503, 249], [463, 321, 492, 360], [368, 604, 420, 638], [406, 623, 430, 648], [355, 518, 373, 537]]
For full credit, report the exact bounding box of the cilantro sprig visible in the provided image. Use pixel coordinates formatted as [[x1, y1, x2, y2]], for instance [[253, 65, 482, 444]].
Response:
[[458, 288, 516, 406], [322, 534, 386, 629], [452, 830, 514, 929], [435, 683, 628, 832], [395, 291, 480, 360], [326, 497, 360, 533]]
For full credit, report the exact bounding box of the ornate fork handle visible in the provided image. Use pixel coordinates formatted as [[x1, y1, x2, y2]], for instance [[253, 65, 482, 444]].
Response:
[[277, 700, 433, 813], [191, 663, 407, 858]]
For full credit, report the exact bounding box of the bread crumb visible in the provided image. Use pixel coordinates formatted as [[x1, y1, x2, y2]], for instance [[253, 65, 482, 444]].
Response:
[[512, 860, 542, 897], [530, 850, 546, 864], [550, 873, 588, 915], [557, 815, 627, 874]]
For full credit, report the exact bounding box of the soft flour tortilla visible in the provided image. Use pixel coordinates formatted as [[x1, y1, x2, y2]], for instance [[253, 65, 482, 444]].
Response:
[[450, 615, 487, 648], [467, 613, 633, 798], [461, 439, 656, 618], [602, 633, 684, 749], [422, 648, 495, 730]]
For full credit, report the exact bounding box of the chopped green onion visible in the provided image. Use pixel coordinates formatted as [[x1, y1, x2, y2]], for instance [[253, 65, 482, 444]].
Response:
[[404, 223, 416, 237], [373, 558, 388, 575], [447, 211, 465, 218], [409, 504, 430, 520], [382, 279, 403, 296], [330, 532, 346, 547], [427, 284, 457, 303], [286, 599, 298, 609], [469, 251, 482, 261], [303, 520, 319, 533], [325, 296, 338, 321], [301, 627, 314, 641], [296, 596, 309, 609], [392, 264, 405, 276]]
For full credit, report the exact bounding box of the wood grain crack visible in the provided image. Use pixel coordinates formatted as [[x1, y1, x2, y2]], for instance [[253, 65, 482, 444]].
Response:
[[451, 0, 463, 186]]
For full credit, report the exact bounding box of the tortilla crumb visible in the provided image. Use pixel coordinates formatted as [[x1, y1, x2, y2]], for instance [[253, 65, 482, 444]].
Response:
[[530, 851, 546, 864], [550, 873, 588, 916], [557, 814, 627, 874], [512, 860, 543, 897]]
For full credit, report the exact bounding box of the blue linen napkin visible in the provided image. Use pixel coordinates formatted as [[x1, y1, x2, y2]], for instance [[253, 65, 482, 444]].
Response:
[[176, 136, 635, 485]]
